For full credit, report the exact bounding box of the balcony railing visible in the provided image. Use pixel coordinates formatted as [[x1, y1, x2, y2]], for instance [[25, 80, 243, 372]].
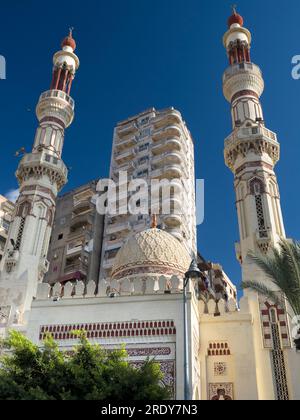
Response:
[[117, 121, 138, 137], [106, 221, 131, 235], [223, 62, 262, 83], [225, 125, 278, 146], [152, 124, 182, 141], [114, 148, 136, 163], [152, 109, 182, 128], [115, 136, 138, 151], [152, 151, 182, 166], [39, 89, 75, 109]]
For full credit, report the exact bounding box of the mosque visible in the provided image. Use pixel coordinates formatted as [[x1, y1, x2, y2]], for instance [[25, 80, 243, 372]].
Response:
[[0, 9, 299, 400]]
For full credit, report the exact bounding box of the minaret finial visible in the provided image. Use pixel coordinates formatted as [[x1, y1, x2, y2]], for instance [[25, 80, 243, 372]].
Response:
[[69, 27, 74, 37], [151, 214, 157, 229], [232, 4, 237, 15]]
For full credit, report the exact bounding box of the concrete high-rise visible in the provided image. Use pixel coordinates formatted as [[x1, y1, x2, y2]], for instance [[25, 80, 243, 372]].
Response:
[[99, 108, 197, 280]]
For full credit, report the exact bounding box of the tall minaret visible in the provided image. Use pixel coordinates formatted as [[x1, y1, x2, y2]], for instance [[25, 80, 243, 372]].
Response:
[[223, 8, 285, 284], [0, 30, 80, 324]]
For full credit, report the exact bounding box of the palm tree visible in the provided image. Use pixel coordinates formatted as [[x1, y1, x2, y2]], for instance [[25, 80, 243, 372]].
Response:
[[241, 239, 300, 350]]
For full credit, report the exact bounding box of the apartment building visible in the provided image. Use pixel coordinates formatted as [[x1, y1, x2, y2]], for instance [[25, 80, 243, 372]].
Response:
[[45, 181, 104, 286], [100, 107, 197, 280]]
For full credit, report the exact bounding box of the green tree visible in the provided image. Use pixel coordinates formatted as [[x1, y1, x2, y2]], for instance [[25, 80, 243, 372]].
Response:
[[241, 239, 300, 349], [0, 331, 171, 400]]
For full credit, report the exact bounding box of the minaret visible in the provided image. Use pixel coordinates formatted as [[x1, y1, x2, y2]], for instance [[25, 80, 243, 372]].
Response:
[[223, 9, 285, 284], [0, 31, 79, 324]]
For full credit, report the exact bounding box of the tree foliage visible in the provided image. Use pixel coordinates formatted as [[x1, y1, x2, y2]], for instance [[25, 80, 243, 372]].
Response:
[[0, 331, 171, 400], [241, 239, 300, 317]]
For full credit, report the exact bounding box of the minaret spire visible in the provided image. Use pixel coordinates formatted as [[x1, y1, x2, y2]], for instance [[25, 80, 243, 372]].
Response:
[[223, 10, 284, 265], [0, 34, 80, 325], [222, 13, 291, 400]]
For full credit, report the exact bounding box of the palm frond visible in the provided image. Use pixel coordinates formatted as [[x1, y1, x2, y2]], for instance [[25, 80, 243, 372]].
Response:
[[241, 280, 282, 306], [245, 239, 300, 316]]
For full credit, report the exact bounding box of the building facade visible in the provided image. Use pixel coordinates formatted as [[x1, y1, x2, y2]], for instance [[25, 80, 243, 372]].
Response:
[[100, 108, 197, 280], [0, 196, 15, 263], [44, 180, 104, 286]]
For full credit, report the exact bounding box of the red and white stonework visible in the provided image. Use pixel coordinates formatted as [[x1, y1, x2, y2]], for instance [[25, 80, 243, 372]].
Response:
[[0, 11, 299, 401]]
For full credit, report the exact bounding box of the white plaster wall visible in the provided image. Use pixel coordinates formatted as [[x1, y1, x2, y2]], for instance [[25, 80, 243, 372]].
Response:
[[27, 293, 198, 400], [199, 309, 259, 400]]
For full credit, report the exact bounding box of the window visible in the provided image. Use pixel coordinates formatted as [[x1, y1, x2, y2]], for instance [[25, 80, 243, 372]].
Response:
[[137, 169, 148, 177], [139, 143, 149, 152], [270, 308, 278, 324], [58, 234, 64, 240], [139, 117, 150, 126], [139, 128, 151, 138], [138, 156, 149, 166]]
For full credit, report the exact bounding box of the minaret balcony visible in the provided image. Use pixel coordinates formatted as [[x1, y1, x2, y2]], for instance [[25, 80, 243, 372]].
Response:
[[16, 151, 68, 191], [224, 125, 280, 171], [223, 62, 264, 102], [36, 90, 75, 128], [223, 62, 262, 83]]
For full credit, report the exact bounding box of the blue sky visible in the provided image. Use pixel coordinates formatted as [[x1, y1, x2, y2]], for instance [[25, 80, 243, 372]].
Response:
[[1, 0, 300, 289]]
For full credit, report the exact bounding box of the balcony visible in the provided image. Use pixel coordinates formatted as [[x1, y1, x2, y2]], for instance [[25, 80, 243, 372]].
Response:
[[164, 164, 183, 179], [66, 242, 83, 256], [114, 148, 136, 165], [115, 136, 137, 152], [151, 164, 183, 180], [152, 109, 182, 129], [152, 125, 182, 142], [17, 151, 68, 190], [117, 121, 138, 138], [151, 138, 182, 155], [223, 62, 262, 84], [225, 125, 278, 146], [39, 89, 75, 109], [106, 221, 131, 235], [104, 238, 124, 251], [70, 213, 93, 233], [64, 264, 87, 276], [152, 151, 182, 166]]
